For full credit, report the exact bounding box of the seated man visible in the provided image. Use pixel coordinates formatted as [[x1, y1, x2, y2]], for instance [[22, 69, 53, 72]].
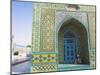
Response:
[[74, 54, 82, 64]]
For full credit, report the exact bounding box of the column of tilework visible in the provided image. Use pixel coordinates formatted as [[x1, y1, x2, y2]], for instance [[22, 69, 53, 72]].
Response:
[[32, 3, 41, 52], [40, 8, 55, 52], [88, 12, 96, 69]]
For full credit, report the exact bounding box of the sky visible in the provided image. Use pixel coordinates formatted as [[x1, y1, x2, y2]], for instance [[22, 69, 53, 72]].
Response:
[[12, 1, 33, 46]]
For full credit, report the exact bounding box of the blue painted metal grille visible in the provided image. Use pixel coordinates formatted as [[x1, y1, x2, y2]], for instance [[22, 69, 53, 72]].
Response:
[[62, 31, 76, 64]]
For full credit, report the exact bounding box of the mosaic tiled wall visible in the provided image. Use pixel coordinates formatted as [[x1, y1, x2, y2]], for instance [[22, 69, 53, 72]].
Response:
[[32, 2, 96, 72], [31, 52, 58, 72], [32, 4, 41, 52], [88, 12, 96, 69], [40, 8, 55, 52], [88, 12, 96, 48]]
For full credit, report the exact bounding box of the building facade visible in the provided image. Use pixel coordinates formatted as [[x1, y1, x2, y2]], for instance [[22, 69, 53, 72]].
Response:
[[31, 2, 96, 73]]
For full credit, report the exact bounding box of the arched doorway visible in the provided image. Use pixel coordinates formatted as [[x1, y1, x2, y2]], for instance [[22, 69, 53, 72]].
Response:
[[58, 18, 89, 64]]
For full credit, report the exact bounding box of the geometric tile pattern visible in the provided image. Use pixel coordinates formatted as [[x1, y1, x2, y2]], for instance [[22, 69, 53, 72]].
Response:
[[40, 8, 55, 52], [32, 64, 57, 72], [32, 53, 57, 64], [32, 5, 41, 52]]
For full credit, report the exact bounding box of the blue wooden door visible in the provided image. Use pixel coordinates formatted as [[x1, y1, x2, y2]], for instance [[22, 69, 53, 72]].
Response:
[[62, 32, 76, 64]]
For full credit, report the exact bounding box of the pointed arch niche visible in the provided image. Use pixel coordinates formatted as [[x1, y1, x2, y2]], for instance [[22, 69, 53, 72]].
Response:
[[58, 18, 90, 64]]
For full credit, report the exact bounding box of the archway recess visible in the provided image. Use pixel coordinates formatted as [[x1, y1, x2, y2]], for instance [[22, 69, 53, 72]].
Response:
[[58, 18, 89, 64]]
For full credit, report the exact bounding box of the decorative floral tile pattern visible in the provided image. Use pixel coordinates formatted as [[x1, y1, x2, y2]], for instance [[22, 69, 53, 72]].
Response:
[[32, 53, 57, 64], [31, 52, 58, 72]]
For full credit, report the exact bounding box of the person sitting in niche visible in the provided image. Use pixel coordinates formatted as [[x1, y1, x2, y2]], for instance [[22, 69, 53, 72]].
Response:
[[74, 54, 82, 64]]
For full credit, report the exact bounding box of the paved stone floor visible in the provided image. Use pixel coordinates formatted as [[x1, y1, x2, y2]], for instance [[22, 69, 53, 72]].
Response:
[[12, 61, 90, 74], [12, 60, 30, 74]]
